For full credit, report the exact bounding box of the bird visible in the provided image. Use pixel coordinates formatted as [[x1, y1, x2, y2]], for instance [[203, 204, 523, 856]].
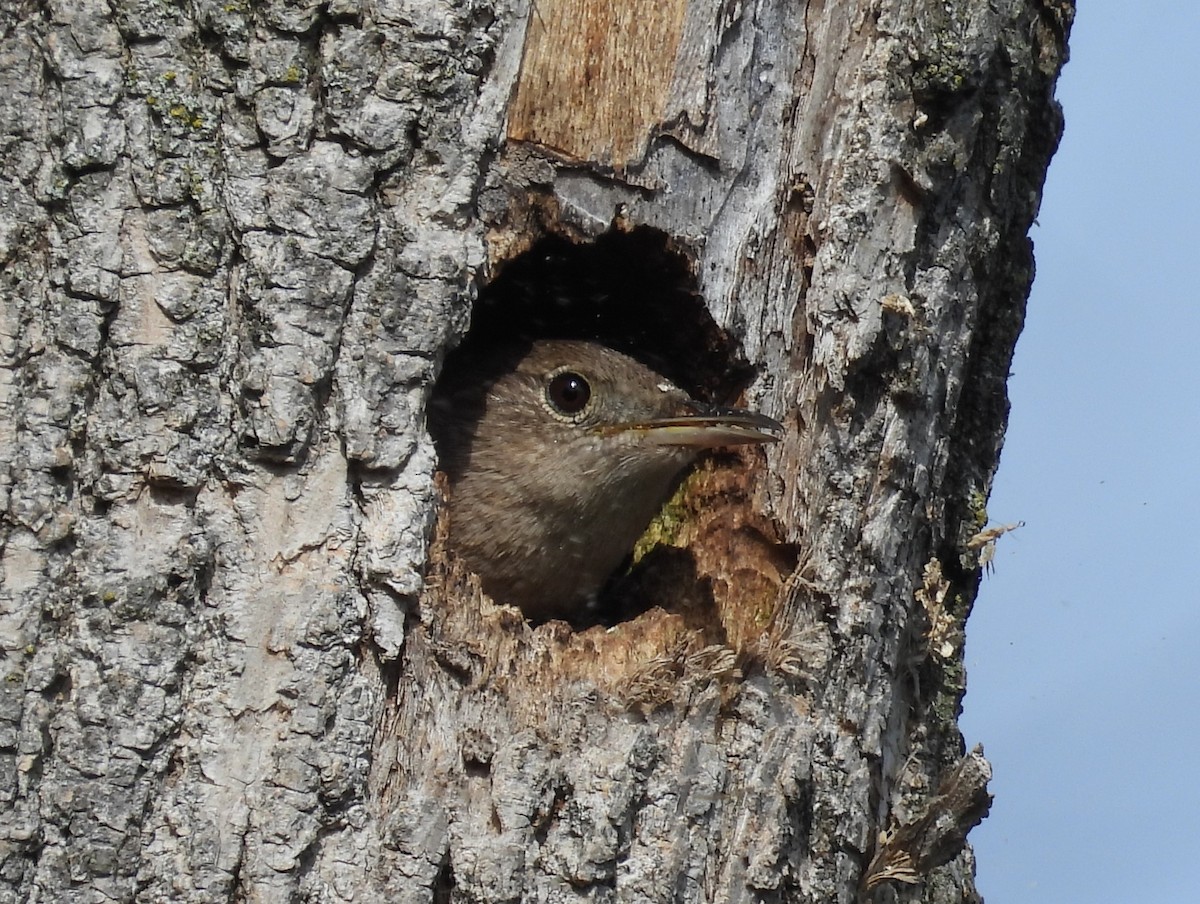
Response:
[[427, 339, 782, 622]]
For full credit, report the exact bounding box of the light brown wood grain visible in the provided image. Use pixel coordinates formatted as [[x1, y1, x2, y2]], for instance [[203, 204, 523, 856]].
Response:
[[508, 0, 689, 168]]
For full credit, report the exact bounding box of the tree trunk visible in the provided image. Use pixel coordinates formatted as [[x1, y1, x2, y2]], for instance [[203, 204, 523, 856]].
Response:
[[0, 0, 1070, 902]]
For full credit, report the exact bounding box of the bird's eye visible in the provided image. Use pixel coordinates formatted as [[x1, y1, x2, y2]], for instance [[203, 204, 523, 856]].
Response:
[[546, 371, 591, 415]]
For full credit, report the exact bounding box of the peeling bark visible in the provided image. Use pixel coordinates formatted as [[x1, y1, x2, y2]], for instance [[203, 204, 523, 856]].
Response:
[[0, 0, 1070, 902]]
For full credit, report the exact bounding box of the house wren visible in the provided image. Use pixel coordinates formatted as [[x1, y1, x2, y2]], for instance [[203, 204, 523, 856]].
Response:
[[428, 339, 782, 621]]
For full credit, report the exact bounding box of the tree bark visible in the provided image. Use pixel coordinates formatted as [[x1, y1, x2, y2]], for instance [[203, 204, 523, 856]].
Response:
[[0, 0, 1070, 902]]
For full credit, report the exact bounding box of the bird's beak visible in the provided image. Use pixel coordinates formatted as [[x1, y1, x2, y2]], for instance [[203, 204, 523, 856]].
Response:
[[615, 402, 784, 448]]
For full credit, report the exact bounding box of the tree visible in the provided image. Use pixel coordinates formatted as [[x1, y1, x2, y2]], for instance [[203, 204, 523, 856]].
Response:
[[0, 0, 1071, 901]]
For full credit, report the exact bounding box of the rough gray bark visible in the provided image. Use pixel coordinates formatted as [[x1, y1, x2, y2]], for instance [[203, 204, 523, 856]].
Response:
[[0, 1, 1070, 903]]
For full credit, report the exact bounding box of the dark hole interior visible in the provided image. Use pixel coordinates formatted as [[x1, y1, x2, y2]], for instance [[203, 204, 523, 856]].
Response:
[[442, 226, 752, 405]]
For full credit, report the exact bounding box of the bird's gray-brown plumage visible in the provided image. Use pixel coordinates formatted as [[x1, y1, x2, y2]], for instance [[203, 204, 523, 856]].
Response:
[[428, 340, 780, 621]]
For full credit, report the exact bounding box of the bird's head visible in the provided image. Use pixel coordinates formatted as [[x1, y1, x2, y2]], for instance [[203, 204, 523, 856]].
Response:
[[468, 340, 781, 460], [428, 339, 782, 619]]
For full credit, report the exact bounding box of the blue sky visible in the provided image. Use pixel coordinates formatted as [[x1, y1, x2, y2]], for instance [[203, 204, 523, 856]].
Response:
[[961, 3, 1200, 901]]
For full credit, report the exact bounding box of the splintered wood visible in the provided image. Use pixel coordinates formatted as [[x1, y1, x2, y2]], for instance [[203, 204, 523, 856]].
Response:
[[508, 0, 688, 168]]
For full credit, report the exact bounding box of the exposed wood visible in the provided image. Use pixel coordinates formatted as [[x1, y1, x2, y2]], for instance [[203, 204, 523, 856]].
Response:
[[508, 0, 690, 168]]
